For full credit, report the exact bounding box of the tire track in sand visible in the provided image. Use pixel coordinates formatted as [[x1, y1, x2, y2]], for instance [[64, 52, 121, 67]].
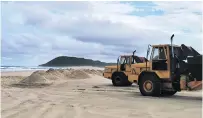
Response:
[[2, 100, 43, 118], [31, 103, 80, 118], [73, 104, 83, 118]]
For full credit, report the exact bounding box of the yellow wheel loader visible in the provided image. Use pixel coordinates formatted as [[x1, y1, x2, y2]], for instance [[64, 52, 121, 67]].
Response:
[[103, 34, 202, 96]]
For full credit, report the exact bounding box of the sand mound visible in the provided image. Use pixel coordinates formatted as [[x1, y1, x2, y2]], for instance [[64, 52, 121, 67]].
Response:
[[64, 69, 90, 79], [16, 68, 94, 87], [17, 70, 54, 86], [83, 69, 103, 76]]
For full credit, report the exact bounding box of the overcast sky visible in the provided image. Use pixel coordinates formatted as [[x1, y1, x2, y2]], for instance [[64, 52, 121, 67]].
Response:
[[1, 1, 202, 66]]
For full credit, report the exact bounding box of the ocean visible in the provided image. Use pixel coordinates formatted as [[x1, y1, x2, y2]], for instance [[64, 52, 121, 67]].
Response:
[[0, 66, 67, 72], [0, 66, 104, 72]]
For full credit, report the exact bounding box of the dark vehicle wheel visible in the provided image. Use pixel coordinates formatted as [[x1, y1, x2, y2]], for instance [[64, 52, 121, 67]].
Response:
[[125, 81, 133, 86], [112, 72, 132, 86], [139, 73, 161, 96], [161, 90, 177, 96]]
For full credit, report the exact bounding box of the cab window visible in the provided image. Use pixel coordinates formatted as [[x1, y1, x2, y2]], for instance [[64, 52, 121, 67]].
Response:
[[152, 47, 166, 60], [126, 56, 130, 65], [152, 48, 159, 60], [120, 57, 125, 64], [120, 56, 131, 65], [159, 47, 166, 59]]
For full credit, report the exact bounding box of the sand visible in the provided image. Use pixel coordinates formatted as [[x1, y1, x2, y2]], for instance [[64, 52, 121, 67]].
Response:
[[1, 67, 202, 118]]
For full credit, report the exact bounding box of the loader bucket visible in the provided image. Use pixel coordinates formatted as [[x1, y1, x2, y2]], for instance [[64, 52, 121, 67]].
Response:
[[187, 55, 202, 81]]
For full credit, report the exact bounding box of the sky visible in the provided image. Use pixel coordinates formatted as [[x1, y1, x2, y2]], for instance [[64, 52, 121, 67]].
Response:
[[1, 1, 202, 66]]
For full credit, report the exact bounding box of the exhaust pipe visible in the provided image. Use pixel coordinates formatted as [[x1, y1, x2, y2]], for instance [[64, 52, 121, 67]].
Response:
[[170, 34, 180, 90], [171, 34, 175, 58], [133, 50, 136, 56], [170, 34, 175, 74]]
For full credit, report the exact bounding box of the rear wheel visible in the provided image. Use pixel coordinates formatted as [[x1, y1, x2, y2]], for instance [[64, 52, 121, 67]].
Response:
[[112, 72, 132, 86], [125, 81, 133, 86], [139, 73, 161, 96]]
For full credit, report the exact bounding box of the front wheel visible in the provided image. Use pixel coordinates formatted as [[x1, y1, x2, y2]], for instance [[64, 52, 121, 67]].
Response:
[[161, 90, 177, 96], [139, 74, 161, 97]]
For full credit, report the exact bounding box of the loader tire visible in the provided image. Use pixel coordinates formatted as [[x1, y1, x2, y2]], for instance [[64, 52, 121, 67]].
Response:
[[139, 73, 161, 97], [112, 72, 132, 86], [161, 90, 177, 96], [125, 81, 133, 86]]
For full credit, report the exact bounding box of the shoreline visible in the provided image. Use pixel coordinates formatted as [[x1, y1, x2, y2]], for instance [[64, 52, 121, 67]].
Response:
[[1, 66, 104, 77], [1, 66, 104, 72], [1, 70, 35, 77]]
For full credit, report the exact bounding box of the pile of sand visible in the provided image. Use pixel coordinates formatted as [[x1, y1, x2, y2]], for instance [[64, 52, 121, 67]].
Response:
[[64, 69, 90, 79], [83, 69, 103, 76], [16, 68, 101, 87], [17, 70, 54, 86]]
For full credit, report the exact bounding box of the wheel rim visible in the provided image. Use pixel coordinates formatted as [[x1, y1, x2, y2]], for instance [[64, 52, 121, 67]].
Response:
[[115, 76, 121, 83], [143, 80, 153, 92]]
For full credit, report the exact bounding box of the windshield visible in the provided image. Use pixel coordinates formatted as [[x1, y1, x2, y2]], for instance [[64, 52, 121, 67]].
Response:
[[120, 57, 125, 64], [151, 47, 166, 60]]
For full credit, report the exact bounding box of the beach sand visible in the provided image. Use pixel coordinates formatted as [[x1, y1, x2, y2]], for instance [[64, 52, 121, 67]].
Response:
[[1, 67, 202, 118]]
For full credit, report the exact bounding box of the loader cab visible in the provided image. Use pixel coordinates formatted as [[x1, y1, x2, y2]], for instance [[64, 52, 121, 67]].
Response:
[[118, 55, 145, 71], [118, 55, 131, 71], [150, 45, 168, 71], [147, 44, 181, 79]]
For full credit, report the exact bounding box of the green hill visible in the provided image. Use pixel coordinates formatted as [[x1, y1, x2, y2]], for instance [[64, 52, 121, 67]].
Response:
[[39, 56, 116, 67]]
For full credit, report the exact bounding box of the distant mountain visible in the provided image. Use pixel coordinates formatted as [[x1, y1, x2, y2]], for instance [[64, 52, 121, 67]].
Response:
[[39, 56, 116, 67]]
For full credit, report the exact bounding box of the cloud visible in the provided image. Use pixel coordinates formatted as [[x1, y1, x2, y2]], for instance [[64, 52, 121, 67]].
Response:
[[1, 1, 202, 66]]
